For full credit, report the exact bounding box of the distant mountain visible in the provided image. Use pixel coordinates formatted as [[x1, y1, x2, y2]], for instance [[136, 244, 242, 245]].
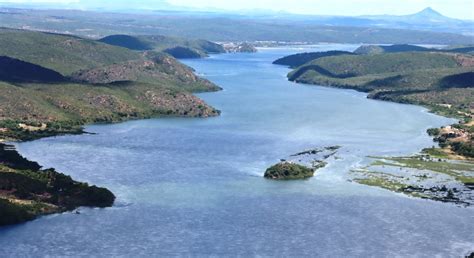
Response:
[[406, 7, 452, 22], [364, 7, 460, 23], [360, 7, 474, 35]]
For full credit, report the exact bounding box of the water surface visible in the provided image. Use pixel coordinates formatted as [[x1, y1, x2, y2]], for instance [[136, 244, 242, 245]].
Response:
[[1, 45, 472, 257]]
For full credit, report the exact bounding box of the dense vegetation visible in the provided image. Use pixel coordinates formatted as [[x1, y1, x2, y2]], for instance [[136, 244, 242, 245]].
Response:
[[99, 34, 225, 58], [0, 28, 221, 142], [0, 143, 115, 226], [273, 50, 354, 68]]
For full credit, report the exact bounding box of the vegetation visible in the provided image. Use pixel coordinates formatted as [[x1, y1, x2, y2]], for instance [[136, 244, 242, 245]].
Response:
[[0, 28, 141, 76], [264, 162, 315, 180], [0, 143, 115, 226], [0, 29, 221, 141], [352, 155, 474, 206], [353, 44, 432, 55], [0, 28, 223, 226], [273, 51, 354, 68], [284, 50, 474, 158], [99, 34, 225, 58]]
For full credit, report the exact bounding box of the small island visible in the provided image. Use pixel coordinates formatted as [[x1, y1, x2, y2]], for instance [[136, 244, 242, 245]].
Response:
[[264, 162, 315, 180], [264, 146, 339, 180]]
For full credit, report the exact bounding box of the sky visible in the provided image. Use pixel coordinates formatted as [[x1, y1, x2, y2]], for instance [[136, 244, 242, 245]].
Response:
[[0, 0, 473, 20]]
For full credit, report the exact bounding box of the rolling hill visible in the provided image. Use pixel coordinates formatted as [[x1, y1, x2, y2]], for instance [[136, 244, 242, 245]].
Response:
[[0, 28, 221, 140], [0, 28, 224, 226], [273, 51, 355, 68], [98, 34, 225, 58], [284, 51, 474, 157]]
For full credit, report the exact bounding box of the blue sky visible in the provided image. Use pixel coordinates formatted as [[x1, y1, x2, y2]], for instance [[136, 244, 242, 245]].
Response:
[[1, 0, 473, 19]]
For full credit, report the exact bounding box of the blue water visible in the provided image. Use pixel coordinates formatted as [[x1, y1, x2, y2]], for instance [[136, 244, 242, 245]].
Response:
[[1, 45, 473, 257]]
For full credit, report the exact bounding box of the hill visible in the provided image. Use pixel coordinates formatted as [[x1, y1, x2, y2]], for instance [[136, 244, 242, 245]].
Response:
[[0, 28, 141, 76], [273, 51, 355, 68], [286, 51, 474, 157], [99, 34, 225, 58], [275, 45, 474, 70], [0, 28, 221, 139], [289, 52, 462, 80], [354, 44, 431, 55], [0, 28, 223, 226]]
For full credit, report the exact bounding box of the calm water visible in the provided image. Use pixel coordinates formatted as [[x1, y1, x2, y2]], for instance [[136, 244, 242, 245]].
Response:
[[1, 45, 473, 257]]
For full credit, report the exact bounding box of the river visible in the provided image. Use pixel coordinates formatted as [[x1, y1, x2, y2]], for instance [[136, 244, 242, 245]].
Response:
[[1, 45, 472, 257]]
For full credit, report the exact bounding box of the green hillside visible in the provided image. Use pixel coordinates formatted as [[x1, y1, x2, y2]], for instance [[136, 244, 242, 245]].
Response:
[[0, 29, 221, 141], [353, 44, 431, 55], [287, 51, 474, 157], [288, 52, 473, 105], [273, 50, 354, 68], [0, 28, 224, 226], [289, 52, 461, 80], [99, 34, 225, 58], [0, 28, 141, 76]]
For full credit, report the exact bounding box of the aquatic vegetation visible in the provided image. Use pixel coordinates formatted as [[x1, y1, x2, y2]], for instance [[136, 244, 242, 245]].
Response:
[[352, 155, 474, 206]]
